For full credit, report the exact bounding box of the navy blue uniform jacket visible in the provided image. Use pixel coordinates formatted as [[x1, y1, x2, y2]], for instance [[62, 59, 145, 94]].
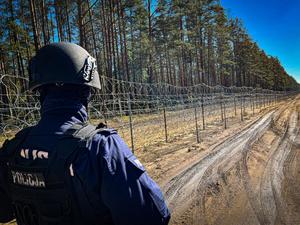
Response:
[[0, 96, 170, 225]]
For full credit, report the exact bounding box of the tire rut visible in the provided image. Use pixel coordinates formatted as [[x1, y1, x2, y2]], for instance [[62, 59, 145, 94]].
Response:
[[163, 111, 275, 224], [239, 100, 294, 225], [240, 98, 299, 225]]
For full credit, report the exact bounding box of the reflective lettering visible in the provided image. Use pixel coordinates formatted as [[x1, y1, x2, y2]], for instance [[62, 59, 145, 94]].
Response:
[[19, 149, 48, 160], [10, 170, 46, 188]]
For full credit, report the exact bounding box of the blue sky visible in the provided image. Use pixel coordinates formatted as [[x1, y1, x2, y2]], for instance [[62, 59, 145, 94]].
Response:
[[221, 0, 300, 83]]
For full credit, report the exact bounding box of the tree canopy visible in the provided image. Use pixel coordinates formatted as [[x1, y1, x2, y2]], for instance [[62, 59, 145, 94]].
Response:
[[0, 0, 298, 91]]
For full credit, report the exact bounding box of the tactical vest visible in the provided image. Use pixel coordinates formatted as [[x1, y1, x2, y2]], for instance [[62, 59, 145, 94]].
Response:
[[0, 123, 114, 225]]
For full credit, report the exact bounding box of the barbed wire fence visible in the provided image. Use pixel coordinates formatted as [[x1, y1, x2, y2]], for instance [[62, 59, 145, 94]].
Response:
[[0, 74, 291, 151]]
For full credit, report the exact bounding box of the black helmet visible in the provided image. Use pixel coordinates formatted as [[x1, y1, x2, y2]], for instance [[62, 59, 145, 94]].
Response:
[[28, 42, 101, 91]]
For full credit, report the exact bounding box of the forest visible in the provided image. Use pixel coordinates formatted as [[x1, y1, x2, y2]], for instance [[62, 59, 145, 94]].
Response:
[[0, 0, 298, 92]]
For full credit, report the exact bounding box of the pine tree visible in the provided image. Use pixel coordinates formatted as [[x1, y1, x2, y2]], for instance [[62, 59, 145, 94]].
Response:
[[0, 0, 297, 92]]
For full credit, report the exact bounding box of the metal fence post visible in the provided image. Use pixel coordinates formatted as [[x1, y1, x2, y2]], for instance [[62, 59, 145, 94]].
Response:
[[127, 94, 134, 153], [240, 92, 244, 121], [243, 93, 246, 114], [223, 92, 227, 129], [193, 96, 200, 143], [252, 92, 254, 115], [163, 107, 168, 143], [220, 92, 224, 122], [201, 94, 205, 130], [255, 90, 258, 109], [234, 93, 237, 116]]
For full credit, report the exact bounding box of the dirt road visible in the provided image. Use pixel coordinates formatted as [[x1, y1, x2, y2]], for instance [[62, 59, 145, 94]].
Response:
[[161, 95, 300, 225]]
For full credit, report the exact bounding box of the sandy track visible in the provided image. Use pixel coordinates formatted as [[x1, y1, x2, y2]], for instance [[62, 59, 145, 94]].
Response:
[[163, 95, 300, 225], [239, 98, 297, 225], [259, 107, 299, 225], [164, 111, 274, 224]]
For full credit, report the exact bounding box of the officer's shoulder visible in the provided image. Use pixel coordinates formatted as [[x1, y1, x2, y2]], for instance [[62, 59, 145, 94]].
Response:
[[66, 123, 117, 141], [95, 128, 117, 136], [94, 122, 117, 136], [90, 124, 119, 148], [89, 126, 119, 152]]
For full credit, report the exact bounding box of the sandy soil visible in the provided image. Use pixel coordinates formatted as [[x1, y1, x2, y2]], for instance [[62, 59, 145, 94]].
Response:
[[152, 95, 300, 225]]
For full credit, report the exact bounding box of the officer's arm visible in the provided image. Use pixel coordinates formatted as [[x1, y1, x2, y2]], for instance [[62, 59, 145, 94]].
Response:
[[99, 134, 170, 225], [0, 143, 15, 223]]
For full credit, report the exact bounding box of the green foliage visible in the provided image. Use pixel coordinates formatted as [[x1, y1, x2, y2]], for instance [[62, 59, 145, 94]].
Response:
[[0, 0, 298, 91]]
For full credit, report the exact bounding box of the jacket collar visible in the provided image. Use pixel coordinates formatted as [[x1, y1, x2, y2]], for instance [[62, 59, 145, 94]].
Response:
[[41, 98, 88, 120], [33, 97, 89, 135]]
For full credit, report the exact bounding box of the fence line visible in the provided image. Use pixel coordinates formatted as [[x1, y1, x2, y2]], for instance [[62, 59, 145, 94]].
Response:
[[0, 74, 292, 151]]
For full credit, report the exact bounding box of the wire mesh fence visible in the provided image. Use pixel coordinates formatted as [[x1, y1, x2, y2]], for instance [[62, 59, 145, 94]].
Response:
[[0, 74, 291, 151]]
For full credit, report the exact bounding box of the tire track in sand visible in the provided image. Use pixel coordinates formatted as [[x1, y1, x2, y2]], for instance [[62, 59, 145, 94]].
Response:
[[239, 97, 299, 225], [163, 110, 275, 224], [267, 111, 298, 225]]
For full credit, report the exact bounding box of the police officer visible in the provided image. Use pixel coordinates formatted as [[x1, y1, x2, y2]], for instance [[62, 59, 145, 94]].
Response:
[[0, 42, 170, 225]]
